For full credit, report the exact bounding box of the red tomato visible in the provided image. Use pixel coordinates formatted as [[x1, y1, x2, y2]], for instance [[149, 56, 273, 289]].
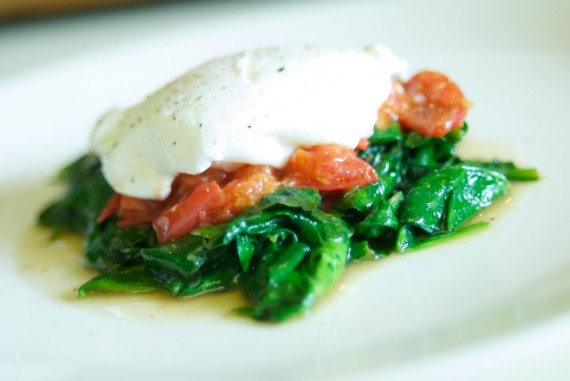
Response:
[[221, 165, 280, 218], [356, 138, 371, 151], [96, 193, 162, 226], [383, 70, 469, 138], [96, 193, 120, 223], [166, 168, 228, 207], [152, 181, 224, 244], [283, 144, 378, 191], [116, 195, 163, 227]]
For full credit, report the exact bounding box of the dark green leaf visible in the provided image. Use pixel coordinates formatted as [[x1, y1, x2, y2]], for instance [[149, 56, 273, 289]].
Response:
[[153, 265, 241, 297], [336, 182, 386, 213], [140, 233, 212, 278], [367, 123, 403, 144], [403, 222, 490, 252], [38, 154, 113, 235], [236, 208, 351, 322], [462, 159, 540, 182], [77, 264, 159, 297], [355, 192, 404, 237], [399, 164, 509, 233], [85, 218, 156, 270]]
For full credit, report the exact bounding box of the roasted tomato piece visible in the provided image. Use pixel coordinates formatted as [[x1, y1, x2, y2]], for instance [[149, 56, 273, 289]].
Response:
[[96, 193, 121, 223], [153, 181, 224, 244], [96, 193, 162, 226], [382, 70, 469, 138], [283, 144, 378, 191], [220, 165, 280, 218], [116, 195, 163, 227], [167, 168, 228, 207]]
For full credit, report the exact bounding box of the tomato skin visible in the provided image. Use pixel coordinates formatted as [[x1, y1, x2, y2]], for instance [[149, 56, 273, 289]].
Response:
[[96, 193, 163, 227], [166, 168, 228, 208], [153, 181, 224, 244], [116, 195, 163, 227], [382, 70, 469, 138], [283, 144, 378, 191], [96, 193, 121, 223]]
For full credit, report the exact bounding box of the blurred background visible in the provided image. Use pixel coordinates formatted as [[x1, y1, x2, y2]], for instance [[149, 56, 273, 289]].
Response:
[[0, 0, 292, 81], [0, 0, 193, 20]]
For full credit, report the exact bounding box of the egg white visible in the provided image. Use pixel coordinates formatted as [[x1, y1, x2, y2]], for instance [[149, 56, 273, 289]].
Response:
[[90, 45, 407, 199]]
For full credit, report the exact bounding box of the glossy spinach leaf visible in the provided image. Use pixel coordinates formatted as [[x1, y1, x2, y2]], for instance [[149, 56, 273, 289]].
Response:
[[151, 265, 241, 297], [463, 159, 540, 181], [399, 164, 509, 233], [77, 264, 159, 297], [355, 192, 404, 238], [218, 193, 351, 322], [397, 221, 490, 253]]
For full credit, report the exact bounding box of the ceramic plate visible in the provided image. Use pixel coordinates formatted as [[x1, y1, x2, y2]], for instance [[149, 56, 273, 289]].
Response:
[[1, 0, 569, 379]]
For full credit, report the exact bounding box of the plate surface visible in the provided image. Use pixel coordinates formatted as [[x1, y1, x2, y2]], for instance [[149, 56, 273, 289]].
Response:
[[1, 0, 570, 380]]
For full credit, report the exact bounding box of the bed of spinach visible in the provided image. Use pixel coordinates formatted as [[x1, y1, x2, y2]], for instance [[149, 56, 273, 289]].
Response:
[[38, 122, 538, 322]]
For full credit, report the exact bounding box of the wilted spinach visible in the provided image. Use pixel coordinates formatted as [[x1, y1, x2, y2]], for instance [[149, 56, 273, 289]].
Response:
[[39, 122, 538, 322]]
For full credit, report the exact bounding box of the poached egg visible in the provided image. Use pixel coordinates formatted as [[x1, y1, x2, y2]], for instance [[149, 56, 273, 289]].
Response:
[[90, 45, 407, 199]]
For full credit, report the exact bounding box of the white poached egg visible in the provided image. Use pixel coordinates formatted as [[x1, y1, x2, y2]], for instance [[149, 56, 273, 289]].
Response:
[[90, 45, 407, 199]]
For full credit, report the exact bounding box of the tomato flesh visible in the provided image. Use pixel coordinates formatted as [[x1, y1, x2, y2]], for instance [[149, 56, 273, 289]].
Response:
[[153, 181, 224, 244], [220, 165, 280, 218], [381, 70, 469, 138], [283, 144, 378, 191]]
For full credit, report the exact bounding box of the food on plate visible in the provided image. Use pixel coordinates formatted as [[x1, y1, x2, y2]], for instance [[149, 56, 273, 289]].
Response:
[[38, 45, 538, 322]]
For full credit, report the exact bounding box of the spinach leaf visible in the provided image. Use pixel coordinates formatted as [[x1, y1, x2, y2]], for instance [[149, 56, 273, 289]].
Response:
[[355, 191, 404, 238], [77, 264, 159, 297], [139, 226, 242, 297], [463, 159, 540, 181], [85, 218, 156, 270], [358, 129, 403, 197], [39, 154, 113, 235], [399, 164, 509, 233], [239, 212, 350, 321], [213, 189, 351, 322], [151, 265, 241, 297], [336, 182, 386, 213], [397, 221, 490, 253]]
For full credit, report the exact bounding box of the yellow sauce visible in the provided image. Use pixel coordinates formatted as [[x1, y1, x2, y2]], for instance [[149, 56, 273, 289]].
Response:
[[17, 225, 246, 322]]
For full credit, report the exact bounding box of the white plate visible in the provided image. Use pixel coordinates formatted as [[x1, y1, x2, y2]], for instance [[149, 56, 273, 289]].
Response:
[[1, 0, 569, 380]]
